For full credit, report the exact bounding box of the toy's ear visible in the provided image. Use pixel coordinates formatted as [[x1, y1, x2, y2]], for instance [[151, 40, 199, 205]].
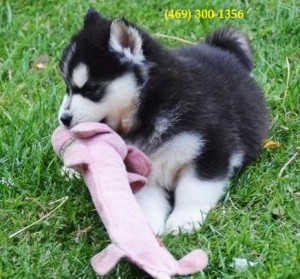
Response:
[[84, 7, 102, 28], [125, 145, 151, 178], [127, 173, 147, 192], [109, 18, 144, 65], [91, 244, 125, 276]]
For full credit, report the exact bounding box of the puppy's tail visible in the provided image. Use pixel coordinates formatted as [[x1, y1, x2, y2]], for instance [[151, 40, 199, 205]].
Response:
[[205, 28, 253, 71]]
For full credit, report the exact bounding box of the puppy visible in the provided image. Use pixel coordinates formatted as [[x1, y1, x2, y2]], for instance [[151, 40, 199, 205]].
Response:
[[58, 9, 269, 235]]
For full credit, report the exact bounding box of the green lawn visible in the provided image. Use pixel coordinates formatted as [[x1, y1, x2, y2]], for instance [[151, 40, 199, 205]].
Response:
[[1, 0, 299, 278]]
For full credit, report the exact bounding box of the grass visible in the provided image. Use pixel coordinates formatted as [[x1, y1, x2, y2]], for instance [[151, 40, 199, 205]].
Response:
[[0, 0, 299, 278]]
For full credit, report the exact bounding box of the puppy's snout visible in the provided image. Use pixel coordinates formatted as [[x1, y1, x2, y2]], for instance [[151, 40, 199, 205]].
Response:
[[60, 113, 73, 127]]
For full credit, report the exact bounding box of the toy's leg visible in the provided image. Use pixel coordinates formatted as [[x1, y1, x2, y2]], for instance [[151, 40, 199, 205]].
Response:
[[165, 166, 228, 234], [91, 244, 125, 276], [135, 183, 171, 236], [177, 250, 208, 275]]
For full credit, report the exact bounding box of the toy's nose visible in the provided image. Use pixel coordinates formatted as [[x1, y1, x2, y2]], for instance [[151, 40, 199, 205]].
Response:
[[60, 113, 73, 127]]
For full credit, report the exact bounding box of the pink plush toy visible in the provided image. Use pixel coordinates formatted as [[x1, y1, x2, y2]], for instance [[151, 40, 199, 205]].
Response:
[[51, 122, 208, 279]]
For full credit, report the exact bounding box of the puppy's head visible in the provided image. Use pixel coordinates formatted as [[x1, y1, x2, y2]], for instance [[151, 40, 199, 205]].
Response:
[[58, 9, 149, 132]]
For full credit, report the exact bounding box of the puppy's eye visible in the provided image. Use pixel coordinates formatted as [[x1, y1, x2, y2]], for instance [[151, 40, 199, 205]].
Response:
[[82, 84, 106, 101], [84, 84, 100, 93]]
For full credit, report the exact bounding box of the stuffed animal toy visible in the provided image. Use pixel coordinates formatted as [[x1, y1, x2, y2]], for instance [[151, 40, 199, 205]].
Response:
[[51, 122, 208, 279]]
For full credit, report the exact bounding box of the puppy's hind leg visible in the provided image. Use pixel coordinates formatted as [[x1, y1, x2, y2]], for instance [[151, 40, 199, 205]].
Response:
[[165, 166, 228, 234]]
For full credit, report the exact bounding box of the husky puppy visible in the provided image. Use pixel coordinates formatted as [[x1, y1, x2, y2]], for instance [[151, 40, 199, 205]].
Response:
[[58, 9, 269, 235]]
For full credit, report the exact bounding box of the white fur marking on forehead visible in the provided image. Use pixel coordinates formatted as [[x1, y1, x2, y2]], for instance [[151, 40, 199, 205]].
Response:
[[62, 43, 76, 78], [109, 19, 144, 65], [72, 63, 89, 88]]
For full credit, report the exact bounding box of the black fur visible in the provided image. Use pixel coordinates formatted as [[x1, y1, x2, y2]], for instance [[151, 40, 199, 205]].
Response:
[[60, 10, 269, 181]]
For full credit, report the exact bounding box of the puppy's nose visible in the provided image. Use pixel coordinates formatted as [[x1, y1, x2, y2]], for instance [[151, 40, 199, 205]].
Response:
[[60, 113, 73, 127]]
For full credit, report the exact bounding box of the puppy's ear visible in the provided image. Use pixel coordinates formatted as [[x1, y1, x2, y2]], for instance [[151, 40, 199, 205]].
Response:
[[84, 8, 101, 28], [109, 18, 144, 64]]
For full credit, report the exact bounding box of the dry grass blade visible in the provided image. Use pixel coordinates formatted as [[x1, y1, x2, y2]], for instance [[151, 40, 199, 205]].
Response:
[[283, 56, 291, 100], [9, 196, 69, 238], [278, 148, 300, 177], [154, 33, 196, 44]]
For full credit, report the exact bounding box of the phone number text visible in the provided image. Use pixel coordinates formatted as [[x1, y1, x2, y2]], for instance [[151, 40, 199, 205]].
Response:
[[164, 9, 245, 20]]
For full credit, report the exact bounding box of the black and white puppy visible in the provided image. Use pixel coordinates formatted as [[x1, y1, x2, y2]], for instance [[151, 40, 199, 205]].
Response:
[[58, 9, 269, 235]]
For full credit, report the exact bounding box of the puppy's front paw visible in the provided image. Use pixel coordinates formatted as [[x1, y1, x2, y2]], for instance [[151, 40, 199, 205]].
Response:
[[61, 166, 81, 180], [134, 184, 171, 236], [145, 211, 167, 236], [136, 198, 168, 236], [165, 208, 207, 235]]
